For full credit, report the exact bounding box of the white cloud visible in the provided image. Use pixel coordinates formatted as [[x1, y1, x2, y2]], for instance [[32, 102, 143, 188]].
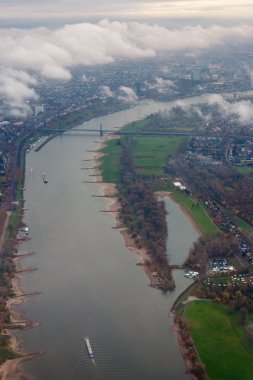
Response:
[[1, 20, 253, 114], [146, 77, 176, 90], [100, 85, 114, 97], [208, 94, 253, 123], [118, 86, 138, 102], [0, 69, 38, 116]]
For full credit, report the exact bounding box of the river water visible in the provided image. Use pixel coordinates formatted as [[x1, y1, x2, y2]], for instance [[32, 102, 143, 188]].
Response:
[[14, 100, 200, 380]]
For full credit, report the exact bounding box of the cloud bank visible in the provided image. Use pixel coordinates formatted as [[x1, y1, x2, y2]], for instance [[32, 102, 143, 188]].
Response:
[[1, 20, 253, 114], [208, 94, 253, 124], [164, 94, 253, 125]]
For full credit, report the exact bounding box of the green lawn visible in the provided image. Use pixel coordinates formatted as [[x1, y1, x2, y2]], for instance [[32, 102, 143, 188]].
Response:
[[99, 133, 217, 234], [121, 118, 148, 133], [132, 136, 182, 176], [185, 300, 253, 380], [100, 135, 183, 181], [99, 139, 121, 183], [168, 184, 218, 234], [233, 216, 251, 231], [235, 166, 253, 176]]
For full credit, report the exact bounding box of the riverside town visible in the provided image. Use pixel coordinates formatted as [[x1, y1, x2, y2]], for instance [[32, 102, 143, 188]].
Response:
[[1, 8, 253, 380]]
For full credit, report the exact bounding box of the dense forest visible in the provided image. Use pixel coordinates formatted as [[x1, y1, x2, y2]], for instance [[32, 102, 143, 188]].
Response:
[[117, 138, 175, 290]]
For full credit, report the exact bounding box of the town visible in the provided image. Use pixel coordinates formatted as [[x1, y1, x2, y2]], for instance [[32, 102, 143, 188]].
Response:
[[0, 28, 253, 380]]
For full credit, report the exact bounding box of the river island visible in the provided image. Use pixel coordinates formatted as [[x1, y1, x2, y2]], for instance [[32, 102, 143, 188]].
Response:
[[1, 93, 253, 379]]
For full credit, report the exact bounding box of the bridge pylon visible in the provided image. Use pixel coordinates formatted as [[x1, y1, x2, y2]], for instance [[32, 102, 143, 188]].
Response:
[[100, 123, 103, 137]]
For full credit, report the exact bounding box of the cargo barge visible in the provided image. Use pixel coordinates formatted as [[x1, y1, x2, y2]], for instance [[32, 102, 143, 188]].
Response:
[[84, 336, 94, 358], [42, 172, 48, 183]]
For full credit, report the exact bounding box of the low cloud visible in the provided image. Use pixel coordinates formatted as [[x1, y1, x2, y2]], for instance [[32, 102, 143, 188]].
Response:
[[100, 85, 114, 97], [208, 94, 253, 124], [1, 20, 253, 114], [145, 77, 176, 90], [0, 69, 38, 116], [118, 86, 138, 103]]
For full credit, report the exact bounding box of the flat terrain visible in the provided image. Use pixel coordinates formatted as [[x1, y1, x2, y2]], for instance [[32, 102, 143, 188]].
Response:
[[168, 185, 218, 234], [100, 132, 217, 234], [185, 300, 253, 380], [132, 136, 182, 176]]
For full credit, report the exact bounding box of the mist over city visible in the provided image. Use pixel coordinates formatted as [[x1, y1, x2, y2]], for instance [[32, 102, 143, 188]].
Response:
[[1, 1, 253, 380]]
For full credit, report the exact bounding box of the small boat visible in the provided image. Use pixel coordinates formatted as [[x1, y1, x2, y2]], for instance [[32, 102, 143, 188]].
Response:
[[22, 226, 29, 235], [42, 172, 48, 183], [84, 336, 94, 358]]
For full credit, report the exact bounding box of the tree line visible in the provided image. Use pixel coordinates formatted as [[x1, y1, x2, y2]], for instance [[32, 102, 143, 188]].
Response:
[[117, 138, 175, 290]]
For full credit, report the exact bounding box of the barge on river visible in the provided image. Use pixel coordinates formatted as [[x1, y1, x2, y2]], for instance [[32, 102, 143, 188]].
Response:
[[84, 336, 94, 358], [42, 172, 48, 183]]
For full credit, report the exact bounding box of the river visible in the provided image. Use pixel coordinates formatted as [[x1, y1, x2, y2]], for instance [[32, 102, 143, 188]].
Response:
[[13, 100, 201, 380]]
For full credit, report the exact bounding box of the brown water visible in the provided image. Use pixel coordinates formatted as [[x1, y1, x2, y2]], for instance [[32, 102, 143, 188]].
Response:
[[15, 101, 198, 380]]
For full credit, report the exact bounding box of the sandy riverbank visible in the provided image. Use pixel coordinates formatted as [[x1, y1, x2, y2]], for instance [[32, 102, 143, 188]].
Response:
[[0, 246, 41, 380], [95, 176, 160, 287], [94, 141, 203, 379], [93, 139, 164, 288], [156, 191, 202, 238]]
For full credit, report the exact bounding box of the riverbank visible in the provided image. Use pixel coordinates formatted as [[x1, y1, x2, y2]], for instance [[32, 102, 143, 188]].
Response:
[[94, 140, 175, 289], [156, 191, 202, 239], [0, 130, 44, 378], [95, 137, 206, 377], [1, 94, 226, 378], [94, 145, 161, 288]]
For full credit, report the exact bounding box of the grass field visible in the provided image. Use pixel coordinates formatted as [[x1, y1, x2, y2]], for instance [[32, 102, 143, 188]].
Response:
[[235, 166, 253, 176], [121, 118, 148, 133], [168, 184, 218, 234], [225, 210, 251, 232], [185, 300, 253, 380], [99, 138, 121, 183], [99, 133, 217, 233], [233, 216, 251, 231], [100, 135, 183, 180], [132, 136, 182, 176]]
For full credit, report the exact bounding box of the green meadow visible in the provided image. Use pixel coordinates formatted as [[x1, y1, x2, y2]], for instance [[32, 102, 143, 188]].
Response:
[[100, 139, 121, 183], [99, 132, 217, 234], [235, 166, 253, 176], [168, 184, 218, 234], [132, 136, 182, 176], [185, 301, 253, 380], [100, 135, 182, 180]]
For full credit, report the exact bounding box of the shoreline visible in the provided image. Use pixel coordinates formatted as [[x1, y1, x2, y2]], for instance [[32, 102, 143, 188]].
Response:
[[1, 122, 203, 378], [0, 210, 30, 379], [0, 249, 41, 380], [165, 192, 202, 238], [94, 142, 203, 378], [93, 142, 168, 289]]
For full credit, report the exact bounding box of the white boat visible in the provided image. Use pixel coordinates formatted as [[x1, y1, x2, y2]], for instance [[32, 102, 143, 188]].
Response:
[[23, 226, 29, 235], [84, 336, 94, 358]]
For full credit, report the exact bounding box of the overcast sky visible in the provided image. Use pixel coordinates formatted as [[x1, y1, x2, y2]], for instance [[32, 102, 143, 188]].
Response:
[[1, 1, 253, 116], [1, 0, 253, 26]]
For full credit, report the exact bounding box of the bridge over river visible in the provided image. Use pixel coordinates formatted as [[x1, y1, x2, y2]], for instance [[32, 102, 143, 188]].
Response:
[[40, 126, 253, 140]]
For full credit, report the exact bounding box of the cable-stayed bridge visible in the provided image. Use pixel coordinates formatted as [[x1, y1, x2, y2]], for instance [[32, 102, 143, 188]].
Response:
[[39, 127, 253, 139]]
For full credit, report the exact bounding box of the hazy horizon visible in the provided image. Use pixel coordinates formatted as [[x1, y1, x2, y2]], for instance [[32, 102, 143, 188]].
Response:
[[1, 0, 253, 116], [1, 1, 253, 28]]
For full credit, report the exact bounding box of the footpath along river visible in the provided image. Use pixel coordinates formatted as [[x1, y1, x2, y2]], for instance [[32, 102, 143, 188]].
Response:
[[13, 99, 202, 380]]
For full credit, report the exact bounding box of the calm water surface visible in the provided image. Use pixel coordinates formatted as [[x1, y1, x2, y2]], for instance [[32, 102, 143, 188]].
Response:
[[15, 101, 198, 380]]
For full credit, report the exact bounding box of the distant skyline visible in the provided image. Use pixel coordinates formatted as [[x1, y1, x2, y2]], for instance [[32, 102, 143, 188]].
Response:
[[1, 1, 253, 27], [1, 1, 253, 115]]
